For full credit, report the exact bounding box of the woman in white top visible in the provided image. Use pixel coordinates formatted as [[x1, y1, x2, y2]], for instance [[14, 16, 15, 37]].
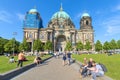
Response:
[[87, 61, 104, 80]]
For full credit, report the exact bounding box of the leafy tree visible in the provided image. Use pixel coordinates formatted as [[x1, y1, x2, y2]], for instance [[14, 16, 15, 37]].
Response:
[[19, 38, 30, 52], [109, 39, 117, 51], [19, 43, 24, 51], [85, 41, 92, 51], [65, 41, 72, 51], [76, 41, 84, 51], [95, 40, 102, 52], [0, 38, 8, 54], [13, 39, 20, 53], [44, 40, 53, 51], [33, 39, 43, 51], [103, 41, 110, 52], [117, 40, 120, 49], [4, 38, 16, 53]]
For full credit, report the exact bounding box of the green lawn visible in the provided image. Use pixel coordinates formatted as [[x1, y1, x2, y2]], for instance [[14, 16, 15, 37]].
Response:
[[0, 54, 52, 73], [72, 54, 120, 80]]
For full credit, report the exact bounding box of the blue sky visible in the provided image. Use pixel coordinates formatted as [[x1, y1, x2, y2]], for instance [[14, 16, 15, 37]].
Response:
[[0, 0, 120, 43]]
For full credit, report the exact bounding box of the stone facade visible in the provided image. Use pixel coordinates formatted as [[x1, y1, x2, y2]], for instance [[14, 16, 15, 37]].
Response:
[[23, 6, 94, 52]]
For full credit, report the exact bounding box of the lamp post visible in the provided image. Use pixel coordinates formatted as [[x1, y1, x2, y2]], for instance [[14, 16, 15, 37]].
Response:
[[13, 32, 17, 56], [102, 43, 103, 54], [31, 39, 34, 53], [54, 37, 56, 53]]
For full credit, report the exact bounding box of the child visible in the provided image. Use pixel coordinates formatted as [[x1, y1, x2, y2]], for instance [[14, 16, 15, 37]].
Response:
[[9, 56, 15, 63]]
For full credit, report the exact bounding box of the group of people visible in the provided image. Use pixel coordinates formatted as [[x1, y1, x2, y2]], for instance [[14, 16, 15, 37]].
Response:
[[54, 51, 72, 66], [80, 58, 104, 80], [34, 56, 42, 66], [62, 52, 72, 66], [9, 51, 42, 68], [54, 51, 61, 58]]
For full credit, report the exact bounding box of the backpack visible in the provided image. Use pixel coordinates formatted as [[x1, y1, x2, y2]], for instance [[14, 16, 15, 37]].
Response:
[[99, 63, 107, 72]]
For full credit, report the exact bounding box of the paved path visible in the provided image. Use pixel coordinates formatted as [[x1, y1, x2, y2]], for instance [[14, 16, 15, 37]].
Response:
[[11, 57, 81, 80], [11, 56, 112, 80]]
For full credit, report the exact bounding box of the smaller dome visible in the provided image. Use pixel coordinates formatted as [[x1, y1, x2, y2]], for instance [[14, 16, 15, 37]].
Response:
[[29, 9, 37, 13], [81, 13, 90, 17]]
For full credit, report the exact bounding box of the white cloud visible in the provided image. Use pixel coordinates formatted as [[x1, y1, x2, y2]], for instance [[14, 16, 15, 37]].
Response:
[[16, 13, 25, 21], [76, 12, 82, 18], [102, 15, 120, 36], [0, 10, 12, 23], [112, 4, 120, 12], [73, 12, 82, 20], [116, 5, 120, 10]]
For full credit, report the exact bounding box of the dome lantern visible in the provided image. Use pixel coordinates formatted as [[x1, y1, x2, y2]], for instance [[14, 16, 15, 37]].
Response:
[[81, 13, 90, 18], [29, 6, 38, 13], [51, 4, 70, 20]]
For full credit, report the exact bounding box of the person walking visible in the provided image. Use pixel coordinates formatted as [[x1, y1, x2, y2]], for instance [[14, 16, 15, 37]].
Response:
[[67, 51, 71, 65], [62, 52, 67, 66], [17, 51, 24, 67], [54, 52, 57, 58]]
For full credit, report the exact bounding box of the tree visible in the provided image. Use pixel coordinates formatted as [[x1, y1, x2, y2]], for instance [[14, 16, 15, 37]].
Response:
[[13, 39, 20, 53], [44, 40, 53, 51], [95, 40, 102, 52], [4, 38, 20, 54], [19, 43, 24, 51], [85, 41, 92, 51], [117, 40, 120, 49], [33, 39, 43, 51], [65, 41, 72, 51], [4, 38, 14, 53], [19, 38, 30, 52], [109, 39, 117, 53], [76, 41, 84, 51], [103, 41, 110, 52], [0, 37, 8, 54]]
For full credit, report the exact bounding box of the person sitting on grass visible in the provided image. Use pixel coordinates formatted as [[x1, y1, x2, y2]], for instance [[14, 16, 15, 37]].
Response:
[[34, 56, 42, 66], [9, 56, 15, 63], [80, 57, 88, 68], [81, 58, 93, 77], [87, 61, 104, 80], [79, 57, 88, 76]]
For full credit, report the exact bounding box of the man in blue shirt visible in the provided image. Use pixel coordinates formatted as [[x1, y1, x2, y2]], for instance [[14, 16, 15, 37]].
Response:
[[67, 52, 71, 65]]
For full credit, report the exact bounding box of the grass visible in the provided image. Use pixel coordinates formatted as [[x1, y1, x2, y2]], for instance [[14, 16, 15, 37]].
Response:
[[0, 54, 52, 73], [72, 54, 120, 80]]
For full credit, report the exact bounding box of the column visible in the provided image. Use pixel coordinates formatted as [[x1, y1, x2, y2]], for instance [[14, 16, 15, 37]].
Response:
[[54, 38, 56, 52], [51, 32, 52, 41]]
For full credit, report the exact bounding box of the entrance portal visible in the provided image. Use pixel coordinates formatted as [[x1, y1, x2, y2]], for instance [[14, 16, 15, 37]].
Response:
[[56, 35, 66, 52]]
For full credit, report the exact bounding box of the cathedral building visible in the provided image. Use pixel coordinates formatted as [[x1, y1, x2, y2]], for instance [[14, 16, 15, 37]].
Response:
[[23, 5, 94, 52]]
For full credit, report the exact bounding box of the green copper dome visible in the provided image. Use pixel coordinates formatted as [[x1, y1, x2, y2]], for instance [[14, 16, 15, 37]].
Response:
[[51, 5, 70, 20]]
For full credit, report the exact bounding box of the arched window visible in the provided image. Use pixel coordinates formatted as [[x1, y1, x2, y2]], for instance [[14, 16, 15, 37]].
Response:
[[29, 33, 33, 39], [86, 20, 89, 25]]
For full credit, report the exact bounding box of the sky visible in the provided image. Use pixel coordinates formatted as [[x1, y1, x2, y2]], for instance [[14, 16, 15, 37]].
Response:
[[0, 0, 120, 43]]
